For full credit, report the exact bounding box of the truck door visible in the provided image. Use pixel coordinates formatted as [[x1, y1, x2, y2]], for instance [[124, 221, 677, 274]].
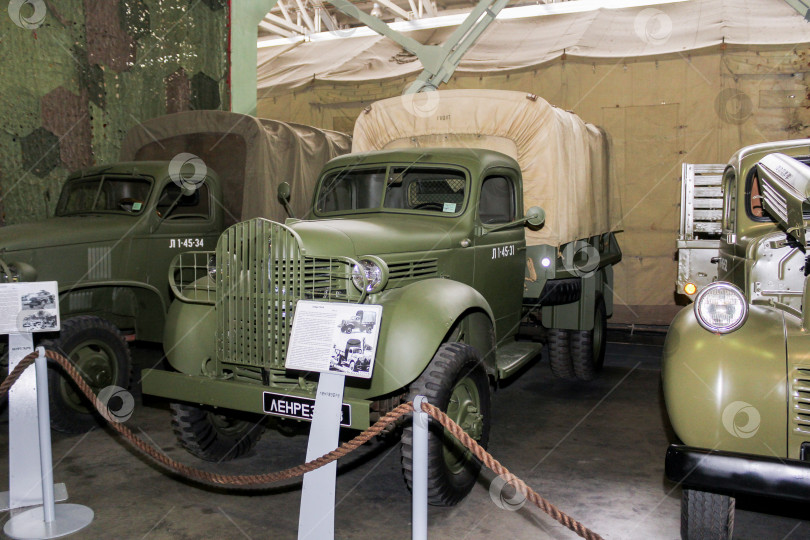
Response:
[[142, 178, 221, 299], [473, 173, 525, 339]]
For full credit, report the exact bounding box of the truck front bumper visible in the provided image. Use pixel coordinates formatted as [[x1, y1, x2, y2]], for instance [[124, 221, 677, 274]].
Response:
[[141, 368, 372, 430], [665, 444, 810, 502]]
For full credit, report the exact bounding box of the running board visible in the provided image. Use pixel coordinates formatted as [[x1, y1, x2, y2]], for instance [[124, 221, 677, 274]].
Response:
[[495, 340, 544, 379]]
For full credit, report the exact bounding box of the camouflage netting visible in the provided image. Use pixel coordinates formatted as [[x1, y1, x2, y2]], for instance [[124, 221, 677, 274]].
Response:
[[0, 0, 228, 226]]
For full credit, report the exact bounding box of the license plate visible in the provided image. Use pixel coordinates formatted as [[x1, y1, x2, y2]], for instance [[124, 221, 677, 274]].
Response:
[[262, 392, 351, 427]]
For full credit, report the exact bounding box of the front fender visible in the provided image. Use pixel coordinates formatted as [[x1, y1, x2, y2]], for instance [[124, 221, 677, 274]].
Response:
[[360, 278, 495, 398], [163, 293, 217, 375], [662, 303, 788, 457]]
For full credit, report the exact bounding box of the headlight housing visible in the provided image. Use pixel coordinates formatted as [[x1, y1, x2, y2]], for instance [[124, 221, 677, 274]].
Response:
[[351, 256, 388, 294], [207, 255, 217, 281], [694, 282, 748, 333]]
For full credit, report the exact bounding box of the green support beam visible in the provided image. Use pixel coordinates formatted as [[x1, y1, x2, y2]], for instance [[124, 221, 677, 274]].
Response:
[[231, 0, 279, 114], [784, 0, 810, 20]]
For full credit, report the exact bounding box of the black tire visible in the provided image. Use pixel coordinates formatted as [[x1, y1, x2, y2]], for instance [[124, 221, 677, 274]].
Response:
[[570, 296, 607, 381], [42, 316, 132, 434], [681, 489, 735, 540], [547, 328, 576, 380], [170, 402, 264, 461], [401, 342, 491, 506]]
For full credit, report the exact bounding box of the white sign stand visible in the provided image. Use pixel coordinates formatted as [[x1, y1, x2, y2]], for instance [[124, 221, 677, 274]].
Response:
[[287, 301, 383, 540], [4, 348, 93, 539], [297, 372, 345, 540], [0, 281, 93, 538], [0, 334, 67, 511]]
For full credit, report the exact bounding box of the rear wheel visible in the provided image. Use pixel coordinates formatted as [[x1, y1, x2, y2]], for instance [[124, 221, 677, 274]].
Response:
[[401, 342, 491, 506], [547, 328, 576, 380], [570, 296, 607, 381], [170, 402, 264, 461], [681, 489, 734, 540], [43, 316, 132, 434]]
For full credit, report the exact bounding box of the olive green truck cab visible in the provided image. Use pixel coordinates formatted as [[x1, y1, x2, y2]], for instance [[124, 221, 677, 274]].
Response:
[[0, 111, 350, 434], [663, 140, 810, 538], [0, 161, 223, 433], [142, 90, 622, 506]]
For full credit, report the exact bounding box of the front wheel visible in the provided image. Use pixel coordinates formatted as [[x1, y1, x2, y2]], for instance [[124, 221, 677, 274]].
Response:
[[401, 342, 491, 506], [170, 403, 264, 461], [43, 316, 132, 434], [681, 489, 734, 540]]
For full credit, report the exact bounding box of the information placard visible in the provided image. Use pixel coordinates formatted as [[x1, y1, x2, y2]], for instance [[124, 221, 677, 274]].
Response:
[[0, 282, 60, 334], [285, 301, 382, 379]]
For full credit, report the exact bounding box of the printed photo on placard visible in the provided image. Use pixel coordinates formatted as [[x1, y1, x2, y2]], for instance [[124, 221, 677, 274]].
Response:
[[286, 301, 383, 379], [0, 281, 60, 334]]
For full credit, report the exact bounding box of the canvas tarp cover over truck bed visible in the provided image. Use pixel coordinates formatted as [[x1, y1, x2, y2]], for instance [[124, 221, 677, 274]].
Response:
[[119, 111, 351, 226], [352, 89, 619, 247]]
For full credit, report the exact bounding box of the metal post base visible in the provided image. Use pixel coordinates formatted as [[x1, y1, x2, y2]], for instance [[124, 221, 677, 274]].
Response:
[[0, 483, 68, 512], [4, 504, 93, 539]]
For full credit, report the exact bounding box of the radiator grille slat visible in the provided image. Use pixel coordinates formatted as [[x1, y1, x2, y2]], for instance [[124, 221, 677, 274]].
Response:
[[791, 368, 810, 435], [217, 218, 357, 371]]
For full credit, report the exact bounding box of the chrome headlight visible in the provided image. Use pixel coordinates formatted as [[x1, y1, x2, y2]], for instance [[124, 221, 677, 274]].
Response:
[[351, 256, 388, 294], [694, 282, 748, 333]]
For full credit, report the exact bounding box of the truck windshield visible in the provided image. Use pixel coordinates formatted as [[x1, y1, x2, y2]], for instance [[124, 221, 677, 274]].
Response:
[[316, 166, 467, 215], [55, 176, 152, 216]]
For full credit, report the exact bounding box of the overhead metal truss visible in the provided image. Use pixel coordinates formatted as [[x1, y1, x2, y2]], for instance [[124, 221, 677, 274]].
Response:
[[260, 0, 440, 37]]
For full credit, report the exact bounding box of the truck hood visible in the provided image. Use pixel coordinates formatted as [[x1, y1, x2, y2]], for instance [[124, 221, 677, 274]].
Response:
[[0, 216, 144, 253], [290, 214, 464, 258]]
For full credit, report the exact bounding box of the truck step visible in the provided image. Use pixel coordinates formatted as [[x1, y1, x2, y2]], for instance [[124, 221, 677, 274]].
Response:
[[495, 340, 544, 379]]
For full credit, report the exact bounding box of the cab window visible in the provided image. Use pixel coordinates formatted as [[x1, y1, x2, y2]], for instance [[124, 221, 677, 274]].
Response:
[[479, 175, 515, 224], [156, 181, 211, 220]]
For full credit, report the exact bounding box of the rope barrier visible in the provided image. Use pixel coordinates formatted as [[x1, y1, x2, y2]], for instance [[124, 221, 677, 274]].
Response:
[[2, 350, 604, 540]]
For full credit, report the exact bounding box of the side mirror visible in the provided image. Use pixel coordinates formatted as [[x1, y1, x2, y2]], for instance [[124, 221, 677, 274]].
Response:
[[277, 182, 296, 219], [525, 206, 545, 227], [278, 181, 291, 203]]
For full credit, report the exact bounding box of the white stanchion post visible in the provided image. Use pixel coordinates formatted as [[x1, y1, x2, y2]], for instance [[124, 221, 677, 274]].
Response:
[[4, 348, 94, 540], [34, 348, 55, 524], [0, 334, 67, 511], [412, 395, 429, 540]]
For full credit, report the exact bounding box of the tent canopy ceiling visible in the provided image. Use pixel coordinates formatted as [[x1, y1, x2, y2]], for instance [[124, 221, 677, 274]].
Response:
[[258, 0, 810, 92]]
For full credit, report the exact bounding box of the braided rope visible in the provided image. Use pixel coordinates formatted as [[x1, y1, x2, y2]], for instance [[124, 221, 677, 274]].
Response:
[[1, 350, 604, 539]]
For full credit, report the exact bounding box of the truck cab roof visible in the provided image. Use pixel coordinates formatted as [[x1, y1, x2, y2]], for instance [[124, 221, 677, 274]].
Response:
[[325, 148, 521, 178]]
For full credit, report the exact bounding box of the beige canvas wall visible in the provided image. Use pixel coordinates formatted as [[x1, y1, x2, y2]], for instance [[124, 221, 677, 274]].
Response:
[[256, 45, 810, 325]]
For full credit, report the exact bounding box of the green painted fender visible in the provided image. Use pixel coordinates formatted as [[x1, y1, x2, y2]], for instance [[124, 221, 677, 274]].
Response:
[[163, 293, 216, 376], [357, 278, 496, 398], [662, 303, 787, 457]]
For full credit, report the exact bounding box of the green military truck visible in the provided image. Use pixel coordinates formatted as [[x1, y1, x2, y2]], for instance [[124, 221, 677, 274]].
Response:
[[663, 140, 810, 538], [0, 111, 349, 434], [142, 90, 622, 505]]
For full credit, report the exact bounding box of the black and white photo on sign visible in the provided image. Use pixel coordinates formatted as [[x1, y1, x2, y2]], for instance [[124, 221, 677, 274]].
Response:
[[0, 281, 60, 334], [20, 289, 56, 310], [285, 301, 382, 380]]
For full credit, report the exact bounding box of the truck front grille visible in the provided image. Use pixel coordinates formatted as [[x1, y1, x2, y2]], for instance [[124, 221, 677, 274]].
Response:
[[216, 218, 357, 370], [791, 367, 810, 435]]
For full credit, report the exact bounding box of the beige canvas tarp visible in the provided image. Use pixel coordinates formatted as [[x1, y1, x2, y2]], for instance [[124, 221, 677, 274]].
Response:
[[257, 0, 810, 93], [352, 89, 619, 247], [119, 111, 351, 226]]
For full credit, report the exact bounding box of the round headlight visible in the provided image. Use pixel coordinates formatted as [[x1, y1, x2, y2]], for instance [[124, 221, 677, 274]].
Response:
[[351, 257, 388, 294], [694, 282, 748, 333]]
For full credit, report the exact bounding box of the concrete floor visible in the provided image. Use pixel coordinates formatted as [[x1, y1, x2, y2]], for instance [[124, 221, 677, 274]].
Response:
[[1, 333, 808, 540]]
